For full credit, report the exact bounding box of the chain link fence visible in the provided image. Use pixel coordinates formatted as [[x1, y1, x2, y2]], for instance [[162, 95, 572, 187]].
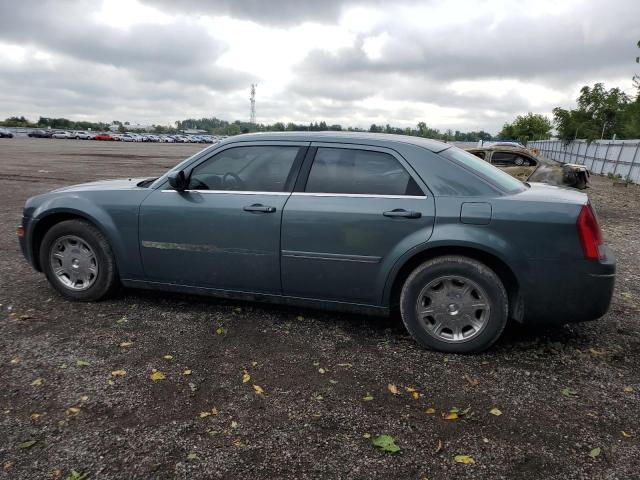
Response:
[[529, 139, 640, 183]]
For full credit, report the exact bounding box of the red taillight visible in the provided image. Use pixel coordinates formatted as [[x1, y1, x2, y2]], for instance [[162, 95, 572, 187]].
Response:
[[16, 226, 24, 237], [576, 204, 603, 260]]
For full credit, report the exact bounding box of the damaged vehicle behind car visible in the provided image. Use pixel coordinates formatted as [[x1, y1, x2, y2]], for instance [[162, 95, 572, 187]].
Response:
[[466, 145, 590, 189]]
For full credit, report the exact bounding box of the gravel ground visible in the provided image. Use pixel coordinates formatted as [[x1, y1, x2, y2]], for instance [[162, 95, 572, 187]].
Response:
[[0, 138, 638, 479]]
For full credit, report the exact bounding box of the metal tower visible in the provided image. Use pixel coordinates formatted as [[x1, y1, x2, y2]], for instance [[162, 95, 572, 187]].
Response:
[[249, 84, 256, 124]]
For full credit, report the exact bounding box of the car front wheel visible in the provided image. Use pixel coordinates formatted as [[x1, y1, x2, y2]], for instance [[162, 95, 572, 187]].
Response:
[[40, 219, 119, 301], [400, 255, 508, 353]]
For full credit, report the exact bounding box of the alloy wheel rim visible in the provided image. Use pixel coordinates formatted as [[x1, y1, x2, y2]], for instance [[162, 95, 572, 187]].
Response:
[[416, 275, 490, 343], [49, 235, 98, 291]]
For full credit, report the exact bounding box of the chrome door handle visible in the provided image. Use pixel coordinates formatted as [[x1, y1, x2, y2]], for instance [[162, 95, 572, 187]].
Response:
[[243, 204, 276, 213], [383, 209, 421, 219]]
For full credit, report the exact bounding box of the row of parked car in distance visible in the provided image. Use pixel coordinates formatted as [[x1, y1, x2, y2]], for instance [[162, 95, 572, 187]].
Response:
[[26, 129, 222, 144]]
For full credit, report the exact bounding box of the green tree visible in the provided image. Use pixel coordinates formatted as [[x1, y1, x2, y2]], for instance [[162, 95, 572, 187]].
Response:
[[553, 83, 631, 142], [500, 113, 551, 143]]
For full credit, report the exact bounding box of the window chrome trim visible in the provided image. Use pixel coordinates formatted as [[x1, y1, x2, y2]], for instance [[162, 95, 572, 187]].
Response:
[[161, 189, 291, 196], [291, 192, 427, 199]]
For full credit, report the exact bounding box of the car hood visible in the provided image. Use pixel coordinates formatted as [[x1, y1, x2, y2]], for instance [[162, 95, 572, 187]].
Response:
[[514, 181, 588, 204], [50, 178, 150, 193]]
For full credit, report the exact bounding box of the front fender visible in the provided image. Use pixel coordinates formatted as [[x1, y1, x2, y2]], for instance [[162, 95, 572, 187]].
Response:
[[29, 192, 146, 278]]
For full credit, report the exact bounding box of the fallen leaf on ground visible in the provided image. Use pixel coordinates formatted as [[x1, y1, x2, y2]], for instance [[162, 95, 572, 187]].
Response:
[[589, 447, 601, 458], [372, 435, 400, 453], [231, 421, 238, 428], [337, 363, 353, 368], [183, 369, 192, 375], [253, 385, 264, 395], [111, 370, 126, 377], [425, 408, 436, 414], [251, 361, 258, 367], [199, 411, 211, 418], [387, 384, 399, 395], [490, 408, 502, 416], [589, 348, 605, 356], [18, 314, 32, 320], [107, 379, 115, 385], [216, 327, 226, 335], [623, 386, 634, 393], [79, 395, 89, 402], [150, 370, 165, 381], [561, 387, 578, 397], [30, 412, 43, 420], [76, 360, 90, 367], [119, 341, 133, 347], [296, 316, 304, 321], [10, 357, 20, 365], [31, 378, 44, 386], [363, 433, 371, 438], [464, 374, 480, 386], [242, 371, 250, 383], [406, 387, 421, 399], [622, 431, 631, 438], [444, 412, 458, 420], [116, 316, 128, 324], [363, 393, 374, 401], [435, 439, 443, 453], [187, 452, 197, 460], [454, 455, 475, 464], [163, 355, 173, 360], [319, 368, 326, 374], [19, 440, 36, 449], [66, 407, 81, 416]]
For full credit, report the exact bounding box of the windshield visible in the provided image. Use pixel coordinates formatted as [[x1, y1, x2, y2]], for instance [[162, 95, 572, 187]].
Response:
[[439, 146, 526, 193]]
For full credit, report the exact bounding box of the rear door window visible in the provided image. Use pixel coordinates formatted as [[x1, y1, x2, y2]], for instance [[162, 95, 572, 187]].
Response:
[[305, 148, 423, 196]]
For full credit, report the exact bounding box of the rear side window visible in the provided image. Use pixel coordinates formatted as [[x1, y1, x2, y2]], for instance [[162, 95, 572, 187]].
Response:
[[439, 147, 525, 193], [305, 148, 423, 196], [188, 146, 300, 192]]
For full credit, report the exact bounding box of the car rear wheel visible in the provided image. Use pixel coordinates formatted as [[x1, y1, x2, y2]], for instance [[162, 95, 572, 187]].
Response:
[[40, 219, 119, 301], [400, 256, 508, 353]]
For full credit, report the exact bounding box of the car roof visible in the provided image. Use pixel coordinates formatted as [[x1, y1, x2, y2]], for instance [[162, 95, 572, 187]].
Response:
[[221, 131, 450, 153]]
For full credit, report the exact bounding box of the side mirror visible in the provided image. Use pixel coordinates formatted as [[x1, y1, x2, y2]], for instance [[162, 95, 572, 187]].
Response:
[[167, 170, 188, 191]]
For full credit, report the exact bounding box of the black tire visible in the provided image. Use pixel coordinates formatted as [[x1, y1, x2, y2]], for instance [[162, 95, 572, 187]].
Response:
[[40, 219, 119, 301], [400, 256, 508, 353]]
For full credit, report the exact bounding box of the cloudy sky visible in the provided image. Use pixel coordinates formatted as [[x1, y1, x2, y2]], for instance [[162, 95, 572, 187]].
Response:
[[0, 0, 638, 133]]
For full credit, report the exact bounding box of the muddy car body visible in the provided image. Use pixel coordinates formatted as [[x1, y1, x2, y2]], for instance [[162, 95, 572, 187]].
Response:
[[18, 132, 615, 353], [466, 145, 590, 189]]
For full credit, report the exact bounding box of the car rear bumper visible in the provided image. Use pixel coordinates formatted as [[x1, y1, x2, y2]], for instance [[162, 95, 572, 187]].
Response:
[[521, 247, 616, 325]]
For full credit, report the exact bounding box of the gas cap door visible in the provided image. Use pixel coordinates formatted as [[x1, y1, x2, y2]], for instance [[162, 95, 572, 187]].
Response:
[[460, 202, 492, 225]]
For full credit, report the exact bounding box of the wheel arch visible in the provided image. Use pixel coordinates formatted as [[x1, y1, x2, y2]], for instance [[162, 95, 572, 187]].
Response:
[[385, 245, 523, 322], [31, 210, 114, 272]]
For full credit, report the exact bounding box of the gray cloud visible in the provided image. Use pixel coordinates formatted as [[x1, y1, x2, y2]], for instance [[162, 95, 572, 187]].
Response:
[[144, 0, 388, 26], [0, 0, 637, 133]]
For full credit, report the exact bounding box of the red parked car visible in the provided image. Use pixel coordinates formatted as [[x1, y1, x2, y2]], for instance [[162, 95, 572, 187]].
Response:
[[95, 133, 114, 141]]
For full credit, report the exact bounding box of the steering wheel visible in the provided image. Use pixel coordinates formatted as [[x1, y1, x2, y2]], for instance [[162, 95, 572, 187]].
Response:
[[222, 172, 244, 189], [189, 177, 209, 190]]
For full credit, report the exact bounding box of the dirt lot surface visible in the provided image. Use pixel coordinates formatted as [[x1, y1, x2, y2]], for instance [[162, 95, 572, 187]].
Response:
[[1, 137, 638, 479]]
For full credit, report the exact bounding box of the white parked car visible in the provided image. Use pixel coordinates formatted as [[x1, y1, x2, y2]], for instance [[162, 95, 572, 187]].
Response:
[[51, 131, 71, 139], [73, 131, 94, 140]]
